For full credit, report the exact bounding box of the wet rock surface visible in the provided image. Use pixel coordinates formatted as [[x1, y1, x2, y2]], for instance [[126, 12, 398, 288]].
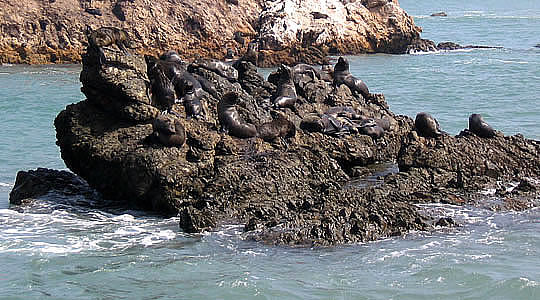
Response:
[[29, 43, 540, 246], [9, 168, 100, 206]]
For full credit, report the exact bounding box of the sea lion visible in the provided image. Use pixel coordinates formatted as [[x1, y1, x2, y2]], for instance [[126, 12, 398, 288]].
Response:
[[145, 55, 177, 113], [358, 118, 385, 139], [415, 112, 445, 138], [300, 113, 345, 136], [318, 64, 334, 82], [333, 57, 370, 99], [152, 57, 204, 106], [189, 59, 238, 82], [233, 31, 245, 46], [191, 73, 219, 99], [87, 26, 131, 55], [218, 92, 257, 138], [469, 113, 496, 138], [147, 114, 186, 147], [293, 63, 333, 82], [159, 50, 185, 65], [224, 48, 235, 61], [257, 111, 296, 142], [179, 80, 202, 119], [273, 64, 297, 109], [325, 106, 363, 120], [243, 40, 259, 65]]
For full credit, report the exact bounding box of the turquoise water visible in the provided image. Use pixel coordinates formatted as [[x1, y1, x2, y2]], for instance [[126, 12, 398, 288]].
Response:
[[0, 0, 539, 298]]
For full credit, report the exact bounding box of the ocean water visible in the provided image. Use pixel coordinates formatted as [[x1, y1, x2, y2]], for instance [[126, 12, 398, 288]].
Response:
[[0, 0, 539, 298]]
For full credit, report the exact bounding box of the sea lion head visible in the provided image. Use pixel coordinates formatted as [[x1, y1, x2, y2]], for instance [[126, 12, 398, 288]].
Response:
[[222, 91, 239, 105], [278, 64, 293, 82], [334, 56, 350, 73], [160, 50, 183, 64]]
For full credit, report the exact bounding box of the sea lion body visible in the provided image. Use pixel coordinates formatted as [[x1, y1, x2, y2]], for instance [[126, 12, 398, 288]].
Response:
[[325, 106, 362, 120], [243, 40, 259, 65], [273, 65, 297, 109], [257, 111, 296, 142], [159, 50, 185, 65], [87, 26, 131, 54], [293, 63, 333, 82], [318, 64, 334, 82], [149, 114, 186, 147], [145, 56, 177, 112], [218, 92, 257, 138], [415, 112, 445, 138], [179, 81, 202, 118], [300, 113, 347, 136], [190, 59, 238, 82], [469, 113, 496, 138], [358, 118, 384, 139], [333, 57, 370, 99]]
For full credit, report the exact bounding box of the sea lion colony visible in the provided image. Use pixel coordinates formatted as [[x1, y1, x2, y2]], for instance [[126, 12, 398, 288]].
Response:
[[87, 27, 499, 148]]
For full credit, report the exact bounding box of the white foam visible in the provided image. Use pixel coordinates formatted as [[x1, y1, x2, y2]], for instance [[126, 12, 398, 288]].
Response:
[[0, 182, 13, 187], [492, 59, 529, 64], [408, 49, 441, 55], [520, 277, 540, 287]]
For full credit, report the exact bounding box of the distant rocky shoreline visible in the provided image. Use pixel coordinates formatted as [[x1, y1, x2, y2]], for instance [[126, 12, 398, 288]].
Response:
[[1, 0, 425, 66]]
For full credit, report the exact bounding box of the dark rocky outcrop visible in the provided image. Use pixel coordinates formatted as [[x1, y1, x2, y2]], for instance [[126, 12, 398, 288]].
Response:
[[9, 168, 99, 205], [45, 44, 540, 246], [407, 40, 504, 54], [430, 12, 448, 17]]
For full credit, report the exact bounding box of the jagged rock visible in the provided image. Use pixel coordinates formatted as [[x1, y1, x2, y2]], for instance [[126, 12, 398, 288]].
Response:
[[257, 0, 422, 64], [79, 46, 159, 122], [406, 38, 438, 53]]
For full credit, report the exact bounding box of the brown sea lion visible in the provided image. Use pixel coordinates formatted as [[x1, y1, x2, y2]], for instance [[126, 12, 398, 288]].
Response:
[[145, 55, 177, 113], [358, 118, 385, 139], [146, 114, 186, 147], [189, 59, 238, 82], [179, 81, 203, 119], [159, 50, 185, 65], [469, 113, 496, 138], [87, 26, 131, 55], [333, 57, 370, 99], [218, 92, 257, 138], [415, 112, 445, 138], [300, 113, 346, 136], [148, 55, 204, 117], [257, 111, 296, 142], [293, 63, 333, 82], [273, 64, 297, 109], [325, 106, 363, 120]]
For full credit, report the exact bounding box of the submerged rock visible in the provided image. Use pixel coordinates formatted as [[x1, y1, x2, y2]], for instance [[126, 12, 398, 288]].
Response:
[[430, 12, 448, 17]]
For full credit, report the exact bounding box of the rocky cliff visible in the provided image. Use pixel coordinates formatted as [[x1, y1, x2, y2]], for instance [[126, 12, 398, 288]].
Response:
[[0, 0, 421, 65]]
